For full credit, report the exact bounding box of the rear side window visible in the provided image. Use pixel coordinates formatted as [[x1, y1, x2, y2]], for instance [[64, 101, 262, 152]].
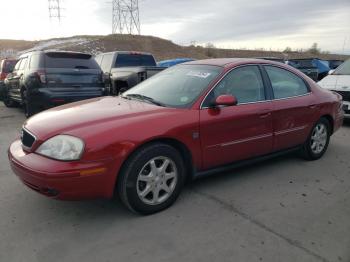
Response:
[[115, 54, 156, 67], [100, 54, 114, 72], [44, 52, 99, 69], [94, 55, 103, 66], [19, 57, 28, 70], [265, 66, 309, 99], [29, 54, 42, 69], [13, 60, 21, 71]]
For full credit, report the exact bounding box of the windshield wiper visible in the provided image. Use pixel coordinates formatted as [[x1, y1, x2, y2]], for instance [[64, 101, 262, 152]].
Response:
[[123, 94, 167, 107]]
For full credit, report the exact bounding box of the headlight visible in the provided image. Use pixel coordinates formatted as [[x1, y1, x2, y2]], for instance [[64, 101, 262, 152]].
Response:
[[36, 135, 84, 161]]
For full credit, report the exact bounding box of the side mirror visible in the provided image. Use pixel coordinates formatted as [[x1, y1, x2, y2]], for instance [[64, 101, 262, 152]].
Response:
[[328, 69, 335, 75], [214, 95, 237, 107], [6, 73, 13, 79]]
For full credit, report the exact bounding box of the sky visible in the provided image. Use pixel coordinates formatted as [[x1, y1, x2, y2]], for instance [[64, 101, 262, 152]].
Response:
[[0, 0, 349, 54]]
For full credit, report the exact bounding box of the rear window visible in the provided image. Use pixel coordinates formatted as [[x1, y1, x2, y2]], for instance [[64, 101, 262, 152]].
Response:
[[44, 52, 99, 69], [1, 60, 18, 73], [115, 54, 156, 67]]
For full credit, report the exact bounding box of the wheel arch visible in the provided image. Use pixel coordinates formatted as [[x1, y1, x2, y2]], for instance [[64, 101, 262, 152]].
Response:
[[115, 137, 195, 193], [320, 114, 334, 134]]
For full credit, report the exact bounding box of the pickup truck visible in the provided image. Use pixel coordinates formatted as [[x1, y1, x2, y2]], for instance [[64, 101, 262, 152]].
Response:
[[95, 51, 165, 95]]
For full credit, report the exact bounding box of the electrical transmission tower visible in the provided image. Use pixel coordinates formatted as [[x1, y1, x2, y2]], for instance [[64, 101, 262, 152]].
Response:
[[112, 0, 140, 35], [48, 0, 62, 22]]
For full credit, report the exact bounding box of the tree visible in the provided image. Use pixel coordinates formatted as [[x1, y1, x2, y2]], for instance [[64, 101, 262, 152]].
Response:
[[283, 47, 292, 53], [205, 42, 217, 57], [308, 43, 321, 55]]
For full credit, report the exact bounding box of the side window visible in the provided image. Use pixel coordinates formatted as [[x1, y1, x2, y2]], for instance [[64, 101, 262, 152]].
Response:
[[19, 57, 28, 70], [14, 60, 21, 71], [29, 54, 41, 69], [95, 55, 103, 66], [100, 54, 113, 72], [265, 66, 309, 99], [204, 65, 265, 106]]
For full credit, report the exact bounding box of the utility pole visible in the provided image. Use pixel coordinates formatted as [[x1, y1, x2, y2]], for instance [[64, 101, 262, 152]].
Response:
[[112, 0, 140, 35], [48, 0, 62, 22]]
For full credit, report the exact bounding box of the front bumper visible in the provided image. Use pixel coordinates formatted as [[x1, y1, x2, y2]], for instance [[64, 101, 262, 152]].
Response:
[[8, 140, 118, 200]]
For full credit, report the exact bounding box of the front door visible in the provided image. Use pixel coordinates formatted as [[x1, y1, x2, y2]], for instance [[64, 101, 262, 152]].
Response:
[[200, 65, 273, 170]]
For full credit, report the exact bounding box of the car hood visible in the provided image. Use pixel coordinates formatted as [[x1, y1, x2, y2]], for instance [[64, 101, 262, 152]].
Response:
[[24, 96, 180, 140], [318, 75, 350, 91]]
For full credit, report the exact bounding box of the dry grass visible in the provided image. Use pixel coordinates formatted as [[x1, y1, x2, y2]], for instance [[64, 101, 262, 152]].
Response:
[[0, 34, 348, 61]]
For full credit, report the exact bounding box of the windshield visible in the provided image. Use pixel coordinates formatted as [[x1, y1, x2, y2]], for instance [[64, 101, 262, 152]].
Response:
[[334, 59, 350, 75], [123, 64, 223, 108]]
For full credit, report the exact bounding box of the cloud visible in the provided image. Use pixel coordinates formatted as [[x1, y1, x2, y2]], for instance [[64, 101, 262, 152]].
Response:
[[0, 0, 349, 53]]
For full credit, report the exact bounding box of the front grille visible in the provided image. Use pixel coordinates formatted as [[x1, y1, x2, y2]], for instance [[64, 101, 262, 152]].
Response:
[[21, 129, 36, 148], [332, 90, 350, 102]]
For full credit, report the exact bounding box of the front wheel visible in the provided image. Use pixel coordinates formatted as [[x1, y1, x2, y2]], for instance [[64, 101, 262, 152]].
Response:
[[117, 143, 186, 215], [22, 89, 34, 118], [301, 118, 331, 160]]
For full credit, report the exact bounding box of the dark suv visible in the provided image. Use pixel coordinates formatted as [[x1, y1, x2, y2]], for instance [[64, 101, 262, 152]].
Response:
[[0, 58, 18, 100], [3, 51, 106, 117]]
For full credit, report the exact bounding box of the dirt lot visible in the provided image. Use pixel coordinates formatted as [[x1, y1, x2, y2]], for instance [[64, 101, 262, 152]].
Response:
[[0, 103, 349, 262]]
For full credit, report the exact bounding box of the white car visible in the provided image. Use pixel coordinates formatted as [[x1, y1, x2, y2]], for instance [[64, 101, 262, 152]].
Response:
[[318, 59, 350, 118]]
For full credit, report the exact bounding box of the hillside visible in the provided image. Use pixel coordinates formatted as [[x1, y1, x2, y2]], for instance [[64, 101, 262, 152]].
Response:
[[0, 34, 349, 61]]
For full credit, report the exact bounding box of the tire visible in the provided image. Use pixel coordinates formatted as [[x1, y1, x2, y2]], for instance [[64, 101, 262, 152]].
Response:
[[117, 143, 186, 215], [3, 88, 16, 108], [22, 89, 34, 118], [301, 118, 331, 161], [118, 87, 128, 95]]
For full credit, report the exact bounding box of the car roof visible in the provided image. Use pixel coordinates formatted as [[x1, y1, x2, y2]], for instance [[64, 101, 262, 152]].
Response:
[[183, 58, 283, 68], [19, 50, 91, 58], [96, 51, 153, 56]]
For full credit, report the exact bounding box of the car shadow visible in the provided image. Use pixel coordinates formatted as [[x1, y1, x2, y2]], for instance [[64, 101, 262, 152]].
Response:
[[343, 119, 350, 127]]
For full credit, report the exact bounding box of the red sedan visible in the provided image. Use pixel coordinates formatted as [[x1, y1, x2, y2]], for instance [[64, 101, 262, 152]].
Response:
[[8, 58, 344, 214]]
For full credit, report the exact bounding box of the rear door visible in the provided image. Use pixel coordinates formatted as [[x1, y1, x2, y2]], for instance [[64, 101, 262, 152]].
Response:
[[8, 58, 27, 101], [263, 65, 318, 151]]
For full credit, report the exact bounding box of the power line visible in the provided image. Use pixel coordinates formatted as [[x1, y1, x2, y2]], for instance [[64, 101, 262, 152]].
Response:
[[48, 0, 63, 22], [112, 0, 140, 35]]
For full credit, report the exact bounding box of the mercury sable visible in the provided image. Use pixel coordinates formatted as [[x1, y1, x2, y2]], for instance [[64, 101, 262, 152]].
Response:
[[8, 58, 344, 214]]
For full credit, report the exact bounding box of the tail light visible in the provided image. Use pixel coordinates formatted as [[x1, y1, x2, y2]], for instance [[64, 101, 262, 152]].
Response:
[[0, 72, 7, 81], [138, 72, 147, 82], [34, 70, 47, 84]]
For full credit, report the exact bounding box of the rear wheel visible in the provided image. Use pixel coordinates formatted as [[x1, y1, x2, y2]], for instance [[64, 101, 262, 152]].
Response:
[[117, 143, 186, 215], [301, 118, 330, 160]]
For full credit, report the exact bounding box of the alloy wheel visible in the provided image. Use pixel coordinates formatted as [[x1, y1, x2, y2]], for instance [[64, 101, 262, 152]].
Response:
[[136, 156, 178, 205], [310, 123, 328, 154]]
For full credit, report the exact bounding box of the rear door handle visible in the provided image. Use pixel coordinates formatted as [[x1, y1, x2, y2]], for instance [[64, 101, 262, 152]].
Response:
[[309, 104, 317, 109]]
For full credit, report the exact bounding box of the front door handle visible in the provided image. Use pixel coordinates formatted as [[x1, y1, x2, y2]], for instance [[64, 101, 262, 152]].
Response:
[[259, 112, 271, 119], [309, 104, 318, 109]]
